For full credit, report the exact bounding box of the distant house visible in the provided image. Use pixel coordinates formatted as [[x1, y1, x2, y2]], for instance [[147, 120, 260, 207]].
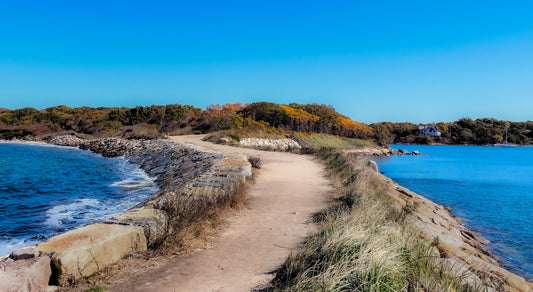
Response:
[[418, 124, 441, 137]]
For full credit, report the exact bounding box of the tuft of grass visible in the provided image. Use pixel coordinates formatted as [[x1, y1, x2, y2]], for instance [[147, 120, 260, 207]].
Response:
[[248, 156, 263, 169], [269, 150, 488, 292]]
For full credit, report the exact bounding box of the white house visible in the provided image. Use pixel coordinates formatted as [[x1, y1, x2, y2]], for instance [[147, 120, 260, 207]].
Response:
[[418, 124, 441, 137]]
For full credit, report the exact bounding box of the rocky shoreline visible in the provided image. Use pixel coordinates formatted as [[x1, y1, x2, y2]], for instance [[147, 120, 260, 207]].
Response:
[[370, 162, 533, 291], [1, 136, 531, 291], [0, 135, 252, 291]]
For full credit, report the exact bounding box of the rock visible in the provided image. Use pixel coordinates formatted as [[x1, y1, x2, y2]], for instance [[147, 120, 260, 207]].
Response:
[[9, 246, 40, 260], [239, 138, 301, 151], [412, 150, 421, 155], [47, 135, 84, 147], [36, 223, 147, 284], [379, 171, 533, 292], [105, 208, 168, 248], [29, 136, 252, 286], [217, 137, 231, 144], [0, 256, 51, 292], [367, 160, 379, 172]]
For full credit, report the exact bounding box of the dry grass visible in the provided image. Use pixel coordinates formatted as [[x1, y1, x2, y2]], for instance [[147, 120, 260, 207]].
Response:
[[248, 156, 263, 169], [295, 133, 375, 150], [269, 150, 489, 292]]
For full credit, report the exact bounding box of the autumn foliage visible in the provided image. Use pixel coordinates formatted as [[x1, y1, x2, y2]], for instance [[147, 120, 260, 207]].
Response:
[[0, 102, 375, 140]]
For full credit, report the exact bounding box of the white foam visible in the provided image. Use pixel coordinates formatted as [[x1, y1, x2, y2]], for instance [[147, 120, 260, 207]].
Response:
[[0, 239, 37, 257], [45, 198, 101, 227], [110, 159, 156, 189], [110, 179, 155, 189]]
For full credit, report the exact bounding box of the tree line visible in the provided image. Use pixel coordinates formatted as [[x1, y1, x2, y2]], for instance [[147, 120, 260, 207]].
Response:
[[371, 118, 533, 145], [1, 103, 531, 145], [0, 102, 373, 140]]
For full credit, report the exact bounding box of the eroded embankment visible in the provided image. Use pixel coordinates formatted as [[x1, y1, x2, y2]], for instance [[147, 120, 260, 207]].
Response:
[[0, 135, 251, 291]]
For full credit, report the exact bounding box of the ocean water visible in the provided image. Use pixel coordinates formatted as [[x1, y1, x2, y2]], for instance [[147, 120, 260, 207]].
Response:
[[0, 143, 158, 256], [375, 145, 533, 281]]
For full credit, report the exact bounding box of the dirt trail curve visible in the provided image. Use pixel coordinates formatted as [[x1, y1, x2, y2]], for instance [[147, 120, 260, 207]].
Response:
[[115, 135, 331, 292]]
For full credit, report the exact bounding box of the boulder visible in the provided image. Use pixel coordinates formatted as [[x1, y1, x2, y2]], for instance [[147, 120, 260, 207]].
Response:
[[367, 160, 379, 172], [36, 223, 147, 284], [9, 246, 41, 260], [105, 208, 168, 247], [0, 256, 51, 292], [412, 150, 421, 155]]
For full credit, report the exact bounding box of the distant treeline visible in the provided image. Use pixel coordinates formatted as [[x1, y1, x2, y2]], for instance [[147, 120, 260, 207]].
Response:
[[0, 102, 373, 140], [1, 103, 531, 145], [371, 118, 533, 145]]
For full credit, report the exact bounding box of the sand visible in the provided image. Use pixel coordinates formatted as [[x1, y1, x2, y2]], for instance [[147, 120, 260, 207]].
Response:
[[112, 135, 331, 291]]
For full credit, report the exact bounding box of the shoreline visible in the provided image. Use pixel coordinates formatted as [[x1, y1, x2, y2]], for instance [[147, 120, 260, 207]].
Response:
[[386, 178, 531, 283], [392, 142, 533, 147], [1, 136, 531, 290], [378, 144, 533, 282], [370, 159, 533, 290], [380, 172, 531, 282], [0, 135, 253, 291], [0, 140, 158, 257]]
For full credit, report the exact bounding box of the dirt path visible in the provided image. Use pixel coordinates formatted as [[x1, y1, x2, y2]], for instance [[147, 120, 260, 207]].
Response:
[[113, 135, 331, 292]]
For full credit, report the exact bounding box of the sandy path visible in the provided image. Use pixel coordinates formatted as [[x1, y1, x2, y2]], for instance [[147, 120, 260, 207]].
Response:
[[114, 135, 331, 292]]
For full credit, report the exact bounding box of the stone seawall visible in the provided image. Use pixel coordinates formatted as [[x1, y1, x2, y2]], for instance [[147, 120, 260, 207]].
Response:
[[0, 135, 252, 290]]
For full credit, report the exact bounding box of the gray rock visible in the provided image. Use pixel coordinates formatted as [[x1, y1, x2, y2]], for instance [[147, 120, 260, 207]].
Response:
[[0, 256, 51, 292]]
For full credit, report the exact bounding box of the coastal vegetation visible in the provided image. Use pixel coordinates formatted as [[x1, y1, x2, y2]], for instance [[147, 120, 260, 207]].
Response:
[[371, 118, 533, 145], [0, 102, 373, 141], [2, 107, 532, 290], [270, 149, 490, 291], [1, 103, 531, 145]]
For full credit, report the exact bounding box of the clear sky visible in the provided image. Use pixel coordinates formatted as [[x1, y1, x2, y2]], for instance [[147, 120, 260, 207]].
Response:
[[1, 0, 532, 123]]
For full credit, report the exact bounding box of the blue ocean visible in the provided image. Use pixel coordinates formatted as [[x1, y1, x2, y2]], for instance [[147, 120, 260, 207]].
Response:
[[375, 145, 533, 281], [0, 143, 157, 256]]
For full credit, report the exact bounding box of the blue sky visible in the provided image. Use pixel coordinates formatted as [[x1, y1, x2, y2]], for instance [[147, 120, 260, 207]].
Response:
[[0, 1, 532, 123]]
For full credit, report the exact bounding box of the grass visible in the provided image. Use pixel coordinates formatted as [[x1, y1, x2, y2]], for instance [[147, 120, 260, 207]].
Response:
[[269, 150, 488, 291], [295, 133, 376, 149]]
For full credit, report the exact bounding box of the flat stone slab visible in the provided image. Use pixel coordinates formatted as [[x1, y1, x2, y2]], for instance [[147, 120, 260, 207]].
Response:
[[106, 208, 168, 247], [36, 223, 147, 284]]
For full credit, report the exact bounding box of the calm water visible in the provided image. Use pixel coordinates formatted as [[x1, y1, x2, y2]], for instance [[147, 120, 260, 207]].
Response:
[[375, 145, 533, 281], [0, 143, 157, 256]]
